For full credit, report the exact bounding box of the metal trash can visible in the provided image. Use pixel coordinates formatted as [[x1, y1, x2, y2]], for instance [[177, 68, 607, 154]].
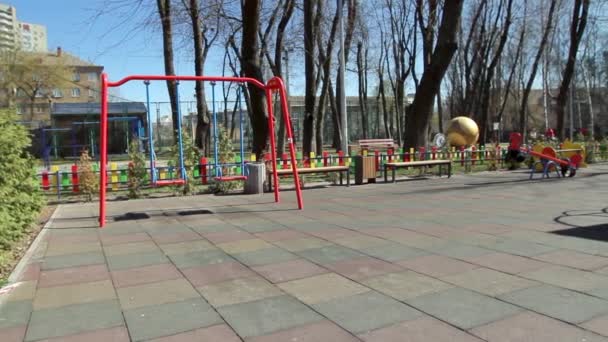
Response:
[[245, 162, 265, 194]]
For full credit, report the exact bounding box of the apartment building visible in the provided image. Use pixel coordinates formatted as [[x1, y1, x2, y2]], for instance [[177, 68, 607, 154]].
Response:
[[0, 3, 17, 50], [0, 3, 48, 52], [19, 21, 47, 52]]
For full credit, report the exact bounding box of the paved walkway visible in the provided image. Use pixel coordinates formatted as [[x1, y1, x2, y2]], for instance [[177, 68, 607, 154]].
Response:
[[2, 165, 608, 341]]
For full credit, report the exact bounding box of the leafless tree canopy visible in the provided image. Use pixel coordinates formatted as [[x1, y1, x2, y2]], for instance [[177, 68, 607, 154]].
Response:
[[91, 0, 606, 153]]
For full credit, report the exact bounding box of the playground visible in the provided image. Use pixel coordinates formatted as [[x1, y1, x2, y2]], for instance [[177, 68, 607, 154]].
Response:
[[2, 163, 608, 341]]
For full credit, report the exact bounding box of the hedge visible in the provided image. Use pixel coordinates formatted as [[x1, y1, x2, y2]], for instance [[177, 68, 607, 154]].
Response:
[[0, 109, 43, 251]]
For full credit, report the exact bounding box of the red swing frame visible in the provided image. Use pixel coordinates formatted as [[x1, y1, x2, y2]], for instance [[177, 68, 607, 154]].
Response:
[[98, 74, 303, 227]]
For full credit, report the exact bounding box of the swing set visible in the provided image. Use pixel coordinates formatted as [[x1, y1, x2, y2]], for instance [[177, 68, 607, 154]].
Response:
[[98, 74, 303, 227]]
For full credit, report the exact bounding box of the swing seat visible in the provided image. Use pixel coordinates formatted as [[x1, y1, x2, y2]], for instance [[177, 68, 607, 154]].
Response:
[[154, 179, 186, 187], [214, 175, 248, 182]]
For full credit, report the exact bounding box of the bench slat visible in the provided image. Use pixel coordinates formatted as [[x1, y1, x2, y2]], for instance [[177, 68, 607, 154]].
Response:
[[268, 166, 349, 175], [386, 160, 451, 167]]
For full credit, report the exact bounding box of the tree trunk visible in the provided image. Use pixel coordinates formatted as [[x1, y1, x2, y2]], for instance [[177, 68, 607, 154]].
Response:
[[479, 0, 513, 144], [357, 41, 369, 139], [436, 89, 443, 133], [273, 0, 295, 155], [303, 0, 316, 156], [241, 0, 267, 158], [555, 0, 590, 140], [581, 62, 594, 140], [519, 0, 557, 142], [187, 0, 210, 153], [156, 0, 179, 139], [404, 0, 464, 149]]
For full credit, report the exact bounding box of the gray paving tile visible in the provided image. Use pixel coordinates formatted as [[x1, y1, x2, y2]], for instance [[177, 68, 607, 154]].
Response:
[[424, 242, 494, 259], [42, 252, 106, 270], [218, 295, 323, 338], [123, 298, 221, 341], [499, 285, 608, 324], [361, 243, 430, 262], [232, 247, 299, 267], [297, 245, 365, 265], [25, 300, 124, 341], [313, 291, 422, 334], [168, 249, 236, 269], [407, 287, 522, 329], [106, 251, 169, 271], [483, 238, 557, 257], [0, 300, 32, 329], [589, 287, 608, 300], [519, 265, 608, 292]]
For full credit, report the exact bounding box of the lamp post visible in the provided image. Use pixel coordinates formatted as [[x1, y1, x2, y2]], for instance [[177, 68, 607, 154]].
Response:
[[337, 0, 347, 153]]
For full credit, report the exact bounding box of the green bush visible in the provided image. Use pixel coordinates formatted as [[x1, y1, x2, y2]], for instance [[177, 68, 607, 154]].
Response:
[[0, 109, 43, 251], [171, 133, 200, 195], [128, 138, 147, 199], [78, 149, 98, 202], [210, 126, 242, 194]]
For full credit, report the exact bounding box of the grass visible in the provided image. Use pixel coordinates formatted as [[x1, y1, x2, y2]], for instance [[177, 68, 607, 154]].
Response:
[[0, 206, 55, 286]]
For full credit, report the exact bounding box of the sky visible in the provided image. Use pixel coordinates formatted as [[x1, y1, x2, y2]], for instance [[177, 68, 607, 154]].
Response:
[[10, 0, 326, 115]]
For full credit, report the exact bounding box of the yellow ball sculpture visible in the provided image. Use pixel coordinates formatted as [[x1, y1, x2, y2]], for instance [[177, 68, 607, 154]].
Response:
[[446, 116, 479, 147]]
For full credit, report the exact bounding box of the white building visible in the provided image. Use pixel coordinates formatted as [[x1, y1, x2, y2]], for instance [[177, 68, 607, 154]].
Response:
[[0, 3, 18, 50], [19, 21, 47, 52], [0, 3, 47, 52]]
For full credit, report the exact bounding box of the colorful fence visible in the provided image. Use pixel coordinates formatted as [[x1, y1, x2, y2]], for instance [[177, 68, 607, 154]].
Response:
[[38, 142, 608, 200]]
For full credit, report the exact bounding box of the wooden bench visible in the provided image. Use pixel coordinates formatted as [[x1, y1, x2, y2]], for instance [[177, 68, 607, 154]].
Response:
[[266, 166, 350, 192], [384, 160, 452, 182], [357, 139, 395, 153]]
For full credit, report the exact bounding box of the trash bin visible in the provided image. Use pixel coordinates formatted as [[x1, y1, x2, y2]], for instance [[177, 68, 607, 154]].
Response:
[[245, 162, 265, 194], [354, 155, 376, 185]]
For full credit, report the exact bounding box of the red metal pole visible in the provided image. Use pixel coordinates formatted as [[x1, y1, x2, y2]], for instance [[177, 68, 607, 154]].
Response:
[[338, 151, 345, 166], [200, 157, 207, 185], [42, 170, 49, 190], [375, 150, 380, 171], [72, 164, 79, 193], [282, 153, 289, 169], [99, 73, 108, 227], [323, 151, 328, 167], [271, 78, 303, 210], [265, 89, 280, 203], [472, 145, 477, 165]]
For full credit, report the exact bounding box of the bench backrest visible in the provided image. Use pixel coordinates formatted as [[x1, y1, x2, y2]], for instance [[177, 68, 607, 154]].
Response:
[[358, 139, 395, 149]]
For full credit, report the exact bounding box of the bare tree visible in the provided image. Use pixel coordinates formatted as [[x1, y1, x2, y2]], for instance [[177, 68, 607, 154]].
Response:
[[555, 0, 590, 140], [518, 0, 557, 142], [356, 40, 369, 139], [303, 0, 318, 156], [241, 0, 267, 158], [404, 0, 464, 148], [179, 0, 221, 154], [156, 0, 180, 139]]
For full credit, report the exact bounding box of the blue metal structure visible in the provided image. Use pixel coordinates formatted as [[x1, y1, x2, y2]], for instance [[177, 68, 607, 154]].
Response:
[[144, 80, 186, 186], [210, 82, 247, 180]]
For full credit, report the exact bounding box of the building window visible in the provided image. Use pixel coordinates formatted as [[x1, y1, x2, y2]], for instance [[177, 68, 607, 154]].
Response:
[[16, 105, 22, 114], [72, 88, 80, 97], [52, 88, 62, 98], [16, 88, 25, 97], [35, 105, 44, 113], [72, 72, 80, 82], [35, 89, 43, 98], [88, 72, 97, 82], [88, 89, 95, 97]]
